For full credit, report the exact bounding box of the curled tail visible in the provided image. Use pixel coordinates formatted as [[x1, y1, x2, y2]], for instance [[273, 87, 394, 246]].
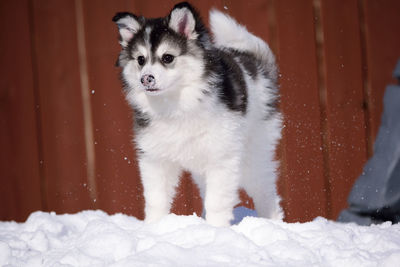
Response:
[[209, 9, 277, 80]]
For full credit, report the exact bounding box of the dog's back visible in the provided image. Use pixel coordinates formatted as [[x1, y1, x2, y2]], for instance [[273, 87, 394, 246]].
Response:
[[208, 10, 283, 220]]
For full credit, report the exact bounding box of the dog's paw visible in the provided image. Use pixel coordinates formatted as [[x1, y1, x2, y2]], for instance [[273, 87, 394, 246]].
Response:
[[144, 208, 169, 224], [205, 210, 233, 227]]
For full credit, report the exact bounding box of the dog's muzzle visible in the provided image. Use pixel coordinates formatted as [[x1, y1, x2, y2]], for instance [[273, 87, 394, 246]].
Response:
[[141, 74, 156, 88]]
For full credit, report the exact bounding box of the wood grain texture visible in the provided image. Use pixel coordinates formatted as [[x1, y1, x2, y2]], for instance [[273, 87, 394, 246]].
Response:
[[0, 0, 42, 221]]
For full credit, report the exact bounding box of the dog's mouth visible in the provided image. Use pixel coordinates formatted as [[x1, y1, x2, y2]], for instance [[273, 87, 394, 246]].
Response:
[[144, 87, 162, 95], [146, 88, 160, 92]]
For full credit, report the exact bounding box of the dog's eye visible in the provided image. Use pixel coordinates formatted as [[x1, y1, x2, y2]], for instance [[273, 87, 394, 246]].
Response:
[[137, 56, 145, 66], [161, 54, 174, 64]]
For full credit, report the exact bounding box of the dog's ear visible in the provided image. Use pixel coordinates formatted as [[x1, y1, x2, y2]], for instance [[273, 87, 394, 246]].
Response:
[[168, 2, 200, 40], [112, 12, 141, 47]]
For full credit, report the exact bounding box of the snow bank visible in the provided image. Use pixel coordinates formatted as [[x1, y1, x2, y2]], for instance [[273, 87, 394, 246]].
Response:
[[1, 209, 400, 266]]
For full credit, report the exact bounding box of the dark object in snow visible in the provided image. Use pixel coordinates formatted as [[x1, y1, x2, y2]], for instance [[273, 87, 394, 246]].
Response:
[[338, 59, 400, 225], [231, 206, 258, 225]]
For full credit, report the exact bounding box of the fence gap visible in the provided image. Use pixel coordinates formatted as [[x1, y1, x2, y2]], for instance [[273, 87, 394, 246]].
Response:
[[312, 0, 332, 219], [28, 0, 48, 212], [357, 0, 373, 158]]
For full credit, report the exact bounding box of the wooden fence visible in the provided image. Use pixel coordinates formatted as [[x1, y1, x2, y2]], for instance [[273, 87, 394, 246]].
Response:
[[1, 0, 399, 223]]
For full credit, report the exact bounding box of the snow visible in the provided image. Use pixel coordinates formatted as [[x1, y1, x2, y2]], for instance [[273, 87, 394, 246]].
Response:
[[1, 208, 400, 267]]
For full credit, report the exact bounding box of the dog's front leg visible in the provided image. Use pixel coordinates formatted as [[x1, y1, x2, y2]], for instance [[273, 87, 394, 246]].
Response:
[[139, 157, 181, 223], [204, 164, 240, 227]]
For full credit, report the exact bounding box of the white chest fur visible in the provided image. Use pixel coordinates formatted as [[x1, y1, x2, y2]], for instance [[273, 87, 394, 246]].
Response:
[[135, 110, 244, 174]]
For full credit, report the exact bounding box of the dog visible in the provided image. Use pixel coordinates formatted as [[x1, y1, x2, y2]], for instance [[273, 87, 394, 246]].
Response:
[[113, 2, 283, 226]]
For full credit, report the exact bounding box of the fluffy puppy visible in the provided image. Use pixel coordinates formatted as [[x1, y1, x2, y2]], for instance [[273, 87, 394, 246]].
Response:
[[113, 2, 283, 226]]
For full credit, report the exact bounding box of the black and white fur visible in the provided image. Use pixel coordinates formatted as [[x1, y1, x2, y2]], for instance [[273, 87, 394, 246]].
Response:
[[113, 2, 283, 226]]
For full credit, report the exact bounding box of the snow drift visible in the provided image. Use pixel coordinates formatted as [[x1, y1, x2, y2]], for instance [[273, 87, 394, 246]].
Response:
[[1, 209, 400, 266]]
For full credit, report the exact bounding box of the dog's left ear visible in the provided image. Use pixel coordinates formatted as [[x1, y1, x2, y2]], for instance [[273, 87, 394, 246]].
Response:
[[168, 2, 199, 39], [113, 12, 142, 47]]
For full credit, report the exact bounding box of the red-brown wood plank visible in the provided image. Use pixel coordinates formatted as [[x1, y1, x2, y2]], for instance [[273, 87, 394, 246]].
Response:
[[0, 0, 43, 222], [275, 0, 328, 222], [362, 0, 400, 149], [133, 0, 181, 20], [81, 0, 144, 219], [319, 0, 368, 219], [31, 0, 93, 213]]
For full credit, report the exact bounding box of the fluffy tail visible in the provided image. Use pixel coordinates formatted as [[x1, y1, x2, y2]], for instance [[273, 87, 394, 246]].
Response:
[[209, 9, 277, 79]]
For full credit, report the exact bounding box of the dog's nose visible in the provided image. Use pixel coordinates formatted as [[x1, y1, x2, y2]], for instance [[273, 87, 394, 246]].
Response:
[[141, 74, 156, 87]]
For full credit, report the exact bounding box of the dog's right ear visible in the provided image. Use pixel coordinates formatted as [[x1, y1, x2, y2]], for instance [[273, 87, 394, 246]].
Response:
[[112, 12, 141, 47], [168, 2, 201, 40]]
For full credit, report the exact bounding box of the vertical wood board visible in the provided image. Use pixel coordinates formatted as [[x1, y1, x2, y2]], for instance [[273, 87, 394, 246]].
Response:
[[31, 0, 93, 213], [275, 0, 328, 222], [82, 0, 144, 218], [319, 0, 368, 219], [0, 0, 43, 221]]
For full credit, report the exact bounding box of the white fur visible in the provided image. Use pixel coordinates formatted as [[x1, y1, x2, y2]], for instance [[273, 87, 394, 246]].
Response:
[[123, 9, 283, 227]]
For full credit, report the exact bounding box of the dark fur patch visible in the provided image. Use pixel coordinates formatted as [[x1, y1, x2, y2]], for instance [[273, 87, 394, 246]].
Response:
[[204, 47, 280, 119], [234, 49, 279, 120], [230, 49, 259, 79], [205, 49, 248, 114], [119, 17, 189, 68], [133, 107, 151, 129], [148, 19, 188, 60], [112, 12, 138, 23], [264, 86, 280, 120], [262, 67, 280, 120]]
